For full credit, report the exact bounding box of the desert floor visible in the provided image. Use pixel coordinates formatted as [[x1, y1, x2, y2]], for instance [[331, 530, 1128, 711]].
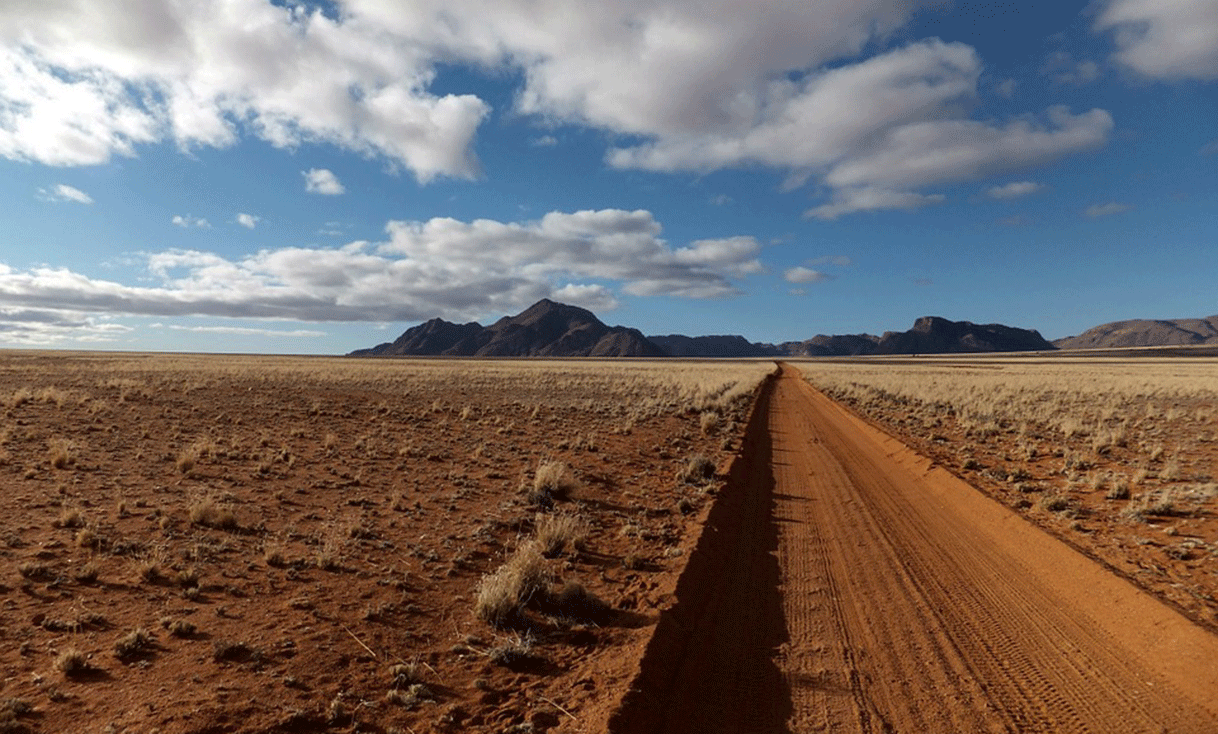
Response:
[[1, 352, 1216, 733]]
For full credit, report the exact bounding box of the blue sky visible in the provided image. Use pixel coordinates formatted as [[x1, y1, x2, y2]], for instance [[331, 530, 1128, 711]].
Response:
[[0, 0, 1214, 353]]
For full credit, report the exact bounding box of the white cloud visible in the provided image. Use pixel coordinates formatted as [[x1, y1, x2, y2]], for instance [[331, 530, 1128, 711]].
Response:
[[165, 325, 325, 338], [1201, 139, 1218, 156], [709, 194, 733, 206], [0, 0, 488, 178], [531, 135, 558, 147], [38, 183, 93, 204], [995, 78, 1018, 98], [1085, 202, 1131, 218], [0, 307, 130, 345], [304, 168, 344, 195], [0, 1, 1116, 215], [988, 181, 1043, 199], [784, 266, 830, 284], [0, 209, 763, 328], [807, 187, 945, 220], [171, 214, 211, 228], [236, 213, 260, 229], [1096, 0, 1218, 80]]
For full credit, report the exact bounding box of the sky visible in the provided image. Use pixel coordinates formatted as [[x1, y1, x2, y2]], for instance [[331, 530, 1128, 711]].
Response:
[[0, 0, 1215, 354]]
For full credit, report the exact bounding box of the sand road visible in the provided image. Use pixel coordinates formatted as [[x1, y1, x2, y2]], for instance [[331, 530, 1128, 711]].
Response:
[[611, 363, 1218, 733]]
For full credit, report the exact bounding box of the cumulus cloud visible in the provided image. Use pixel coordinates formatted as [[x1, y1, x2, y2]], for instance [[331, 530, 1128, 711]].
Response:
[[988, 181, 1043, 199], [0, 0, 488, 178], [1085, 202, 1131, 218], [38, 184, 93, 204], [164, 325, 325, 338], [807, 187, 945, 220], [236, 213, 260, 229], [171, 214, 211, 229], [0, 209, 762, 330], [783, 266, 830, 284], [0, 1, 1114, 213], [995, 78, 1018, 98], [1095, 0, 1218, 80], [303, 168, 345, 195]]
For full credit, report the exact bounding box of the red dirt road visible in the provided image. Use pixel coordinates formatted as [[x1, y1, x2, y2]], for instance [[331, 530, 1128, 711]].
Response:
[[612, 363, 1218, 733]]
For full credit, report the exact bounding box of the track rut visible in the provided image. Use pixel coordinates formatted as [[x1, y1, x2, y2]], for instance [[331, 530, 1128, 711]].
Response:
[[610, 363, 1218, 733]]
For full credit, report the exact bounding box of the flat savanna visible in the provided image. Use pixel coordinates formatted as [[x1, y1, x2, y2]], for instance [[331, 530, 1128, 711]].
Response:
[[800, 355, 1218, 629], [0, 351, 768, 734]]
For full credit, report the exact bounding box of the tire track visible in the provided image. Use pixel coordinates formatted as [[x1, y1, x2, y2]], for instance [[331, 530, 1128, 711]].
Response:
[[610, 363, 1218, 733]]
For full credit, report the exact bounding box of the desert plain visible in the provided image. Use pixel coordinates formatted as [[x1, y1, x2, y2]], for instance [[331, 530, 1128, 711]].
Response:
[[0, 350, 1216, 733]]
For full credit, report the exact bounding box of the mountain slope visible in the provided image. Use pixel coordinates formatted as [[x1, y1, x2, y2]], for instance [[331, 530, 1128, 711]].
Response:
[[874, 316, 1055, 354], [1054, 317, 1218, 350], [350, 299, 664, 357]]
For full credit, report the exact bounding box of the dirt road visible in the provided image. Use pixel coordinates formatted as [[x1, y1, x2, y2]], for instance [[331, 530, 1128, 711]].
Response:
[[611, 363, 1218, 733]]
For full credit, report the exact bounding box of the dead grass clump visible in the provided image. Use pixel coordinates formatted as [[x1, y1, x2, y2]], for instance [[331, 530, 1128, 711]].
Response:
[[678, 454, 716, 485], [17, 562, 51, 580], [700, 410, 721, 435], [189, 496, 238, 530], [389, 662, 426, 688], [54, 506, 84, 529], [161, 617, 197, 638], [176, 447, 198, 475], [114, 627, 154, 660], [1037, 492, 1072, 514], [385, 683, 435, 709], [55, 649, 91, 678], [487, 634, 536, 667], [475, 541, 550, 627], [534, 512, 586, 557], [72, 562, 100, 584], [48, 439, 73, 470], [1105, 477, 1131, 500], [529, 460, 578, 507]]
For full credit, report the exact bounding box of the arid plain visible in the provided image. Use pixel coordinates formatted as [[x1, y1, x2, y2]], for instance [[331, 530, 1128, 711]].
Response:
[[2, 351, 1217, 733], [0, 352, 769, 733]]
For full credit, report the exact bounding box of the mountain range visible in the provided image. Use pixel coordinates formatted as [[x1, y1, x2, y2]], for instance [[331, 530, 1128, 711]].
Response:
[[351, 300, 1058, 358], [1052, 317, 1218, 350]]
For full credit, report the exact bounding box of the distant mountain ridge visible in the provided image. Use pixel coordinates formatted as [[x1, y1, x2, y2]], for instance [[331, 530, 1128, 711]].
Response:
[[350, 299, 664, 357], [649, 317, 1052, 357], [351, 301, 1058, 358], [1054, 317, 1218, 350]]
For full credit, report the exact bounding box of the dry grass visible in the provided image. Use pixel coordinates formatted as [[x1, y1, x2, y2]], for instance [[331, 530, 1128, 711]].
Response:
[[534, 512, 587, 557], [474, 541, 551, 627], [189, 496, 238, 530], [529, 460, 578, 507]]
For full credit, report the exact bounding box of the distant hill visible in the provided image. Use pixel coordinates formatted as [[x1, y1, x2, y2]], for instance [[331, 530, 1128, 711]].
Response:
[[647, 334, 780, 358], [350, 299, 664, 357], [872, 316, 1055, 354], [1054, 317, 1218, 350], [766, 333, 881, 357]]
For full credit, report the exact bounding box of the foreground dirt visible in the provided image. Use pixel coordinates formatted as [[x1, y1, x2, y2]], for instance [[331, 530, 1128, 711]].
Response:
[[613, 364, 1218, 732], [0, 352, 756, 734]]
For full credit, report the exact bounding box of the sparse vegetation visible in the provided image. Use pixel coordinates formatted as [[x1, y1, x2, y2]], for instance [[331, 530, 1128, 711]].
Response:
[[475, 541, 551, 627], [55, 649, 91, 677], [189, 496, 238, 530], [114, 627, 154, 659]]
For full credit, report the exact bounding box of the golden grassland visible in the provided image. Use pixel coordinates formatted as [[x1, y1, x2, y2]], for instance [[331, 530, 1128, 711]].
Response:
[[798, 355, 1218, 625]]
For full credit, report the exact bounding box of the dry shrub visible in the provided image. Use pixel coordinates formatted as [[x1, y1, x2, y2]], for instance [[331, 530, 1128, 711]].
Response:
[[176, 447, 198, 475], [534, 512, 586, 557], [114, 627, 154, 659], [475, 541, 550, 627], [700, 410, 721, 435], [678, 454, 716, 485], [48, 438, 73, 470], [189, 496, 238, 530], [55, 649, 90, 677], [529, 460, 578, 507]]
